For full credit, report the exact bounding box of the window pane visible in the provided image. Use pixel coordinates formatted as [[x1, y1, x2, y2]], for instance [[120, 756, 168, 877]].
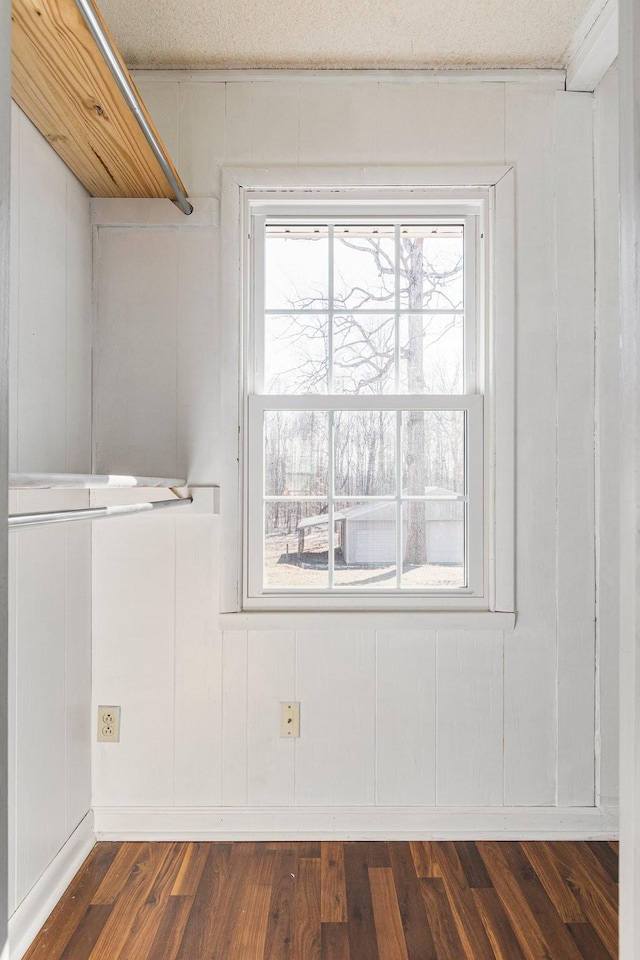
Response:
[[264, 411, 328, 496], [334, 228, 395, 310], [264, 501, 329, 587], [402, 410, 465, 496], [399, 314, 464, 394], [265, 314, 328, 394], [333, 500, 397, 587], [333, 314, 395, 394], [401, 500, 465, 587], [265, 228, 329, 310], [334, 410, 396, 497], [399, 226, 464, 310]]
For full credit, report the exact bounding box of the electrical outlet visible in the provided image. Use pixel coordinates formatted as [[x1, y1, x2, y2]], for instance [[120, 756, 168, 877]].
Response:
[[97, 705, 121, 742], [280, 702, 300, 738]]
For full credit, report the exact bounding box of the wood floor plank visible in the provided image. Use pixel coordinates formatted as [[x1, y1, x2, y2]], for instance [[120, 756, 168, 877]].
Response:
[[472, 887, 526, 960], [23, 844, 120, 960], [520, 840, 586, 923], [343, 844, 381, 960], [419, 878, 466, 960], [171, 841, 210, 896], [146, 897, 195, 960], [58, 905, 112, 960], [114, 841, 188, 960], [91, 843, 149, 906], [321, 842, 347, 923], [567, 922, 613, 960], [293, 856, 322, 960], [173, 842, 232, 960], [369, 867, 409, 960], [21, 840, 618, 960], [388, 842, 437, 960], [263, 849, 296, 960], [87, 844, 174, 960], [409, 841, 440, 879], [321, 923, 351, 960], [547, 841, 618, 957], [477, 841, 560, 960], [432, 842, 495, 960], [497, 842, 584, 960], [227, 846, 276, 960], [453, 841, 493, 889], [586, 841, 619, 884]]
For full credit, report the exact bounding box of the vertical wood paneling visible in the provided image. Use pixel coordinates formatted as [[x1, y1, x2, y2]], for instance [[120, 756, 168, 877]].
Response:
[[594, 65, 620, 810], [64, 174, 92, 473], [554, 91, 596, 807], [176, 229, 219, 481], [375, 84, 440, 164], [93, 519, 176, 807], [222, 631, 249, 806], [250, 82, 300, 165], [64, 492, 92, 835], [9, 103, 20, 474], [7, 524, 17, 917], [177, 82, 226, 197], [247, 631, 296, 806], [15, 504, 67, 906], [437, 83, 505, 163], [375, 631, 436, 806], [298, 82, 379, 163], [135, 80, 179, 165], [436, 631, 504, 806], [10, 107, 92, 916], [95, 228, 178, 477], [503, 84, 559, 806], [174, 518, 223, 806], [223, 83, 253, 165], [89, 78, 602, 819], [17, 113, 67, 472], [295, 631, 375, 806]]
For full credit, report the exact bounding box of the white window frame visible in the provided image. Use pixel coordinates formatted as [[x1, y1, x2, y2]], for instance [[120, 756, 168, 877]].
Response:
[[219, 166, 515, 627]]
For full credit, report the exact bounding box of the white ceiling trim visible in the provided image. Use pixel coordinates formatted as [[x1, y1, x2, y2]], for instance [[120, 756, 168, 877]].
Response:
[[132, 68, 566, 87], [566, 0, 618, 90]]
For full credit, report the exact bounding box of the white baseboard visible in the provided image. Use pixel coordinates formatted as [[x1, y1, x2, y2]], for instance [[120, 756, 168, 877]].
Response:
[[8, 812, 96, 960], [94, 804, 619, 841]]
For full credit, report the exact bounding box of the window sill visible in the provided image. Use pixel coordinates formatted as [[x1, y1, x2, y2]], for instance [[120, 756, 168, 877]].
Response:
[[219, 610, 516, 631]]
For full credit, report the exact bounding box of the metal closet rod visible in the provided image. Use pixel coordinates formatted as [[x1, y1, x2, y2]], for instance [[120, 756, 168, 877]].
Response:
[[9, 496, 193, 530], [74, 0, 193, 217]]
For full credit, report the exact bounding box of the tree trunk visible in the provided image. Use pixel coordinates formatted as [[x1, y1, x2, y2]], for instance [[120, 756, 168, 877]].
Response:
[[404, 240, 428, 565]]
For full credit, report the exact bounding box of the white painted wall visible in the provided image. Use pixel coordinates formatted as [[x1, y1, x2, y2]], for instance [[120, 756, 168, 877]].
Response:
[[91, 78, 612, 835], [1, 0, 11, 950], [8, 106, 92, 915], [594, 63, 620, 813]]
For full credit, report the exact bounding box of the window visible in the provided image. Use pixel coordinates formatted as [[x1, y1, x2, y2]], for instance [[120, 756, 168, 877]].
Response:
[[243, 195, 493, 611]]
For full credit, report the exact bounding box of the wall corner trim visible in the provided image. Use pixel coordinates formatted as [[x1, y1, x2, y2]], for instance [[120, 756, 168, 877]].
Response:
[[8, 812, 96, 960], [566, 0, 618, 92]]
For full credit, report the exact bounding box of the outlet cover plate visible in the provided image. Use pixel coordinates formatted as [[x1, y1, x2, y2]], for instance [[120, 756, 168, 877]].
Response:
[[280, 702, 300, 737], [97, 705, 121, 742]]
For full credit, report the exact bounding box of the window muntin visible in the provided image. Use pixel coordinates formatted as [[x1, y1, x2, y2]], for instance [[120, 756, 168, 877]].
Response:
[[246, 207, 485, 610]]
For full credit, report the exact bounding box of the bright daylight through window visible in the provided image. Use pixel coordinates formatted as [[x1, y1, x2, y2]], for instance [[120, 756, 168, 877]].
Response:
[[245, 200, 487, 610]]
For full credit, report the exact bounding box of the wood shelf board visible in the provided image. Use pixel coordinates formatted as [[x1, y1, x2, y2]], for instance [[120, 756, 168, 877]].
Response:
[[11, 0, 188, 200]]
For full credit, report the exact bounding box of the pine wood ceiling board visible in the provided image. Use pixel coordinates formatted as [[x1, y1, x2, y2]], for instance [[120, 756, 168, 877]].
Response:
[[11, 0, 187, 199]]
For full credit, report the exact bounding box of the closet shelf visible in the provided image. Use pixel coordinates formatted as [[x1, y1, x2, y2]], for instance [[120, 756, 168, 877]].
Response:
[[12, 0, 191, 212], [10, 473, 186, 489]]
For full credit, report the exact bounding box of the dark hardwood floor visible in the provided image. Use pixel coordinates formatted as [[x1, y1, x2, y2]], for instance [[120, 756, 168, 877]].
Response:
[[24, 839, 619, 960]]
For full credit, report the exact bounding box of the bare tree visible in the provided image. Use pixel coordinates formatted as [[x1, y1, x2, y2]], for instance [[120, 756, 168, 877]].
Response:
[[265, 228, 464, 567]]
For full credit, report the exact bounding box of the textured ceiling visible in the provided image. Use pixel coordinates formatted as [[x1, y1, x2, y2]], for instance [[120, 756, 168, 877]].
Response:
[[98, 0, 595, 71]]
